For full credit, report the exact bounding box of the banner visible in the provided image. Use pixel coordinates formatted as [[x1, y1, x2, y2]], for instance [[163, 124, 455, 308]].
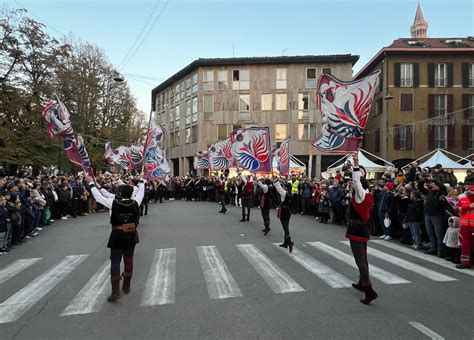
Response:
[[230, 127, 272, 173], [273, 137, 290, 176], [42, 98, 94, 176], [143, 117, 170, 179], [103, 142, 114, 166], [194, 151, 209, 169], [208, 139, 234, 170], [111, 145, 144, 170], [311, 70, 381, 154]]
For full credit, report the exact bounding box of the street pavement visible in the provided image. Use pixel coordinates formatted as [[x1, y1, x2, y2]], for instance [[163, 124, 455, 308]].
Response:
[[0, 200, 473, 339]]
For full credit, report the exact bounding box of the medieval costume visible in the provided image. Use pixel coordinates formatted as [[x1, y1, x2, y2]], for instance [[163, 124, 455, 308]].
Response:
[[256, 178, 272, 235], [274, 180, 294, 253]]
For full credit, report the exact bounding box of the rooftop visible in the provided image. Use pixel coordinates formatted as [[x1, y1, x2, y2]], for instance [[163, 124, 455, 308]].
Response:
[[355, 37, 474, 79], [151, 54, 359, 108]]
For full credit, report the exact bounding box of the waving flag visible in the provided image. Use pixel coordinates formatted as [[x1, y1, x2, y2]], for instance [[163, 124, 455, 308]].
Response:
[[273, 137, 290, 176], [230, 127, 272, 173], [42, 98, 94, 176], [103, 142, 114, 166], [194, 151, 210, 169], [311, 70, 381, 154], [143, 117, 170, 179], [208, 139, 234, 170]]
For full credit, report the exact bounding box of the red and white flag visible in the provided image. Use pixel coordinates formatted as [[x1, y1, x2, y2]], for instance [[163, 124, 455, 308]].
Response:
[[230, 127, 272, 173]]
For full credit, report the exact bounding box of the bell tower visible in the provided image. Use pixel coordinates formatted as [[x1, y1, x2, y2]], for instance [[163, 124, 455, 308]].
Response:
[[410, 0, 428, 38]]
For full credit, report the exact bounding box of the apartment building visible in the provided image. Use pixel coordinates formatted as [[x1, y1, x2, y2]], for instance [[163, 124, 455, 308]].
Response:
[[151, 55, 358, 176]]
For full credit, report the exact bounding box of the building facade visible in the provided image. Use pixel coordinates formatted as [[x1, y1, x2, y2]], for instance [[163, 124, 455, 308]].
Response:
[[151, 55, 358, 176], [355, 37, 474, 168]]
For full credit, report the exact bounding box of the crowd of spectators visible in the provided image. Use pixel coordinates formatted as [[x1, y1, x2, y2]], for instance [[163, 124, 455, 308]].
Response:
[[1, 164, 473, 269]]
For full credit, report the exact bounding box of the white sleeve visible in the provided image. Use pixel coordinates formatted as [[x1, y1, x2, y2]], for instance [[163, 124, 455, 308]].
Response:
[[242, 176, 247, 185], [133, 183, 145, 205], [100, 188, 115, 199], [274, 181, 287, 200], [90, 186, 113, 209], [352, 169, 367, 204], [256, 181, 268, 193]]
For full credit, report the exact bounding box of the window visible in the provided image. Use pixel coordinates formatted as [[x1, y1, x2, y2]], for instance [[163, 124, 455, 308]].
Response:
[[297, 124, 317, 140], [400, 94, 413, 111], [400, 63, 413, 87], [434, 126, 447, 149], [275, 124, 287, 141], [298, 93, 309, 119], [186, 100, 191, 125], [239, 94, 250, 120], [434, 63, 447, 87], [434, 94, 447, 117], [399, 126, 407, 149], [192, 73, 199, 93], [373, 97, 383, 115], [275, 93, 287, 110], [175, 84, 180, 102], [261, 94, 272, 110], [217, 124, 229, 140], [469, 64, 474, 87], [191, 126, 198, 143], [175, 105, 180, 128], [203, 95, 213, 120], [186, 78, 191, 96], [203, 71, 214, 91], [170, 132, 175, 146], [218, 70, 228, 90], [192, 97, 198, 123], [185, 128, 191, 144], [375, 128, 381, 152], [181, 81, 185, 99], [306, 68, 316, 88], [276, 68, 287, 89], [469, 126, 474, 149], [322, 68, 332, 75], [233, 69, 250, 90], [171, 131, 179, 146], [468, 94, 474, 118]]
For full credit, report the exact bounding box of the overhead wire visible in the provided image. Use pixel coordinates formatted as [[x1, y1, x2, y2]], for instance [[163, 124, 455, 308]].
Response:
[[119, 0, 171, 70], [117, 0, 162, 69], [13, 0, 63, 36]]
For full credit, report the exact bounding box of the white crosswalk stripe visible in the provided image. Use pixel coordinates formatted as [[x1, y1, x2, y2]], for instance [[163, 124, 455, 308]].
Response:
[[0, 255, 88, 324], [0, 258, 42, 285], [307, 242, 410, 285], [197, 245, 242, 299], [61, 260, 110, 316], [141, 248, 176, 306], [236, 244, 305, 293], [372, 240, 474, 277], [273, 243, 353, 288], [340, 241, 456, 282]]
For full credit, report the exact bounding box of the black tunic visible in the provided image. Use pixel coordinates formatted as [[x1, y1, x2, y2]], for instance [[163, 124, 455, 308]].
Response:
[[107, 198, 140, 249]]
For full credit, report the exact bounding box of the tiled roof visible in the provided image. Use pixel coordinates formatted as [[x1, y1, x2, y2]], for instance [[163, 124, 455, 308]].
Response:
[[151, 55, 359, 108], [388, 37, 474, 48]]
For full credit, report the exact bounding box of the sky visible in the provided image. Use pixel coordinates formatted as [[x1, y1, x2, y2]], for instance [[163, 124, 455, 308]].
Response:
[[5, 0, 473, 113]]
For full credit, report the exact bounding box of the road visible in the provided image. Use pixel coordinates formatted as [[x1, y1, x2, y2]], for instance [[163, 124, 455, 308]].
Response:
[[0, 200, 472, 339]]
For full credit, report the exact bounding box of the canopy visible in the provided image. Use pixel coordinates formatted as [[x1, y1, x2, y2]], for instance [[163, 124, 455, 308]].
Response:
[[326, 149, 394, 173], [416, 149, 471, 170], [272, 155, 306, 169]]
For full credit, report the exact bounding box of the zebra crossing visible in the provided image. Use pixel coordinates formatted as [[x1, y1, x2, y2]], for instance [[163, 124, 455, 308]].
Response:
[[0, 241, 472, 325]]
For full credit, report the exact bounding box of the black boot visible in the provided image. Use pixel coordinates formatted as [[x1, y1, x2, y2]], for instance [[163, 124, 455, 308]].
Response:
[[122, 272, 132, 294], [279, 236, 288, 248], [360, 287, 378, 305], [352, 280, 364, 292], [239, 215, 246, 222], [107, 276, 121, 302], [263, 222, 271, 236], [287, 236, 294, 254]]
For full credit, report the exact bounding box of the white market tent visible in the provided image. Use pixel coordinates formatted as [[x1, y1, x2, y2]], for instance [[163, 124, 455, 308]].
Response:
[[457, 153, 474, 167], [272, 155, 306, 170], [403, 149, 472, 183], [415, 149, 471, 170], [323, 149, 394, 179]]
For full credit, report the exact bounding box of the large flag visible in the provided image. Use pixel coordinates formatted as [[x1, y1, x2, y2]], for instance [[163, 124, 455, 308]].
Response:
[[311, 70, 381, 154], [103, 142, 114, 166], [110, 145, 144, 171], [230, 127, 272, 173], [194, 151, 209, 169], [42, 98, 94, 176], [208, 139, 234, 170], [143, 117, 170, 179], [273, 137, 290, 176]]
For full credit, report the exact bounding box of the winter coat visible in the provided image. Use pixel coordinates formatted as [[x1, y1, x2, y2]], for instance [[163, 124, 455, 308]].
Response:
[[405, 199, 424, 222]]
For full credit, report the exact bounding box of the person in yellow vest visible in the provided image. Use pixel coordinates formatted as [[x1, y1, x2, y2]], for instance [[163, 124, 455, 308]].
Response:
[[455, 182, 474, 269], [290, 175, 300, 213]]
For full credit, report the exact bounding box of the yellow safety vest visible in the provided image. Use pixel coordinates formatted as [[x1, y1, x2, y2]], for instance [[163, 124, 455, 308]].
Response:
[[292, 180, 299, 194]]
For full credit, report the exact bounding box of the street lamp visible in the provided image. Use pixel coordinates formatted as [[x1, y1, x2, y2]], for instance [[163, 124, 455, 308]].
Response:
[[383, 94, 394, 101], [113, 72, 124, 83]]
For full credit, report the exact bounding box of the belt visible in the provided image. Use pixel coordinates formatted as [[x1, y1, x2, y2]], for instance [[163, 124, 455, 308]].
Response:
[[112, 223, 136, 232]]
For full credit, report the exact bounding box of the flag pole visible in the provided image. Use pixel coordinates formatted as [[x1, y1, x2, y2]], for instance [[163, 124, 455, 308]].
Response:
[[141, 109, 154, 174]]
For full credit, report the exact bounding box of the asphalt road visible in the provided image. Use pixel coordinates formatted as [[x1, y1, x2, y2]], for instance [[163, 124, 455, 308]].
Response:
[[0, 200, 473, 340]]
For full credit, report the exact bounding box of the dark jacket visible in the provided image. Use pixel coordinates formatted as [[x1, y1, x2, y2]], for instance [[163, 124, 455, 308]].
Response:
[[405, 199, 424, 222], [418, 180, 448, 216], [329, 186, 344, 205]]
